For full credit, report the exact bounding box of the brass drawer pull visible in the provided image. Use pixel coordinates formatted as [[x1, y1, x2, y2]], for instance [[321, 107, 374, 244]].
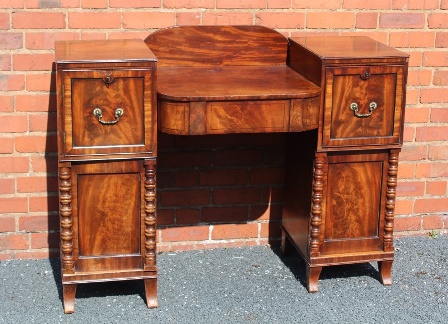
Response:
[[92, 108, 124, 125], [350, 102, 378, 118]]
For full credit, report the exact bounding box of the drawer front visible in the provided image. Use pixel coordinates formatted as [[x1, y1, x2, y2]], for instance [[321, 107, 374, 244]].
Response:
[[61, 68, 155, 159], [206, 100, 290, 134], [323, 65, 405, 149]]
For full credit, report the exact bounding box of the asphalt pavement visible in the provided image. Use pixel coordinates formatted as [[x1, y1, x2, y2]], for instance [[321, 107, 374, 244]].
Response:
[[1, 236, 447, 323]]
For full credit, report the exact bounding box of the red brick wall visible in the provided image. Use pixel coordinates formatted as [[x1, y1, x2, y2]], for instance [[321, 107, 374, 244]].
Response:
[[0, 0, 447, 259]]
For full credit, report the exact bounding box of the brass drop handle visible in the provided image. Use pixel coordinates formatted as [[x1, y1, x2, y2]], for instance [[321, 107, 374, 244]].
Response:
[[350, 102, 378, 118], [92, 108, 124, 125]]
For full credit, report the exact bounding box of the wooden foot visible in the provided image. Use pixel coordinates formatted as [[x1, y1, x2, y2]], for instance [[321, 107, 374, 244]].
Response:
[[62, 284, 77, 314], [280, 230, 294, 256], [306, 265, 322, 293], [144, 278, 158, 308], [378, 261, 393, 286]]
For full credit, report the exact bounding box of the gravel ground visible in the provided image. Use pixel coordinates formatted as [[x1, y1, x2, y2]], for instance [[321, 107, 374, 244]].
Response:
[[1, 236, 447, 323]]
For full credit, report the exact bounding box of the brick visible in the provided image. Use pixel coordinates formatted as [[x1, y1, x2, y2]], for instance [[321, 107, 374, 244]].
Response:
[[26, 32, 79, 50], [0, 95, 14, 112], [17, 176, 58, 193], [0, 178, 14, 194], [0, 138, 14, 154], [392, 0, 439, 9], [407, 51, 422, 68], [406, 69, 432, 86], [379, 13, 424, 29], [426, 181, 447, 196], [12, 12, 65, 29], [15, 94, 55, 112], [31, 232, 59, 249], [428, 13, 448, 29], [416, 162, 448, 178], [26, 73, 55, 92], [416, 126, 448, 141], [436, 32, 448, 48], [161, 225, 209, 242], [15, 134, 57, 153], [82, 0, 107, 8], [268, 0, 290, 8], [0, 12, 8, 29], [0, 234, 29, 250], [0, 53, 11, 70], [399, 144, 427, 161], [13, 54, 54, 72], [306, 12, 355, 29], [394, 216, 421, 231], [19, 215, 59, 232], [26, 0, 62, 8], [433, 70, 448, 86], [430, 108, 448, 122], [395, 199, 413, 215], [292, 0, 340, 9], [109, 0, 160, 7], [428, 145, 448, 160], [212, 223, 258, 239], [423, 215, 445, 230], [214, 149, 263, 166], [174, 170, 199, 187], [30, 155, 58, 173], [160, 189, 210, 207], [249, 204, 282, 221], [250, 167, 284, 185], [0, 157, 29, 173], [0, 115, 27, 133], [213, 188, 260, 205], [160, 151, 212, 168], [68, 12, 121, 29], [201, 12, 254, 25], [0, 74, 25, 91], [80, 32, 107, 40], [344, 0, 390, 9], [176, 208, 200, 225], [14, 250, 58, 260], [176, 12, 202, 26], [421, 88, 448, 103], [122, 12, 176, 29], [389, 32, 435, 48], [157, 209, 175, 226], [403, 126, 415, 142], [29, 113, 57, 132], [356, 13, 378, 29], [0, 217, 15, 232], [62, 0, 81, 8], [403, 107, 430, 123], [415, 198, 448, 213], [201, 206, 249, 222], [0, 0, 24, 8], [423, 51, 448, 67], [396, 181, 425, 197], [260, 221, 281, 238], [29, 196, 59, 213], [217, 0, 266, 8], [200, 169, 248, 186], [397, 162, 415, 179], [0, 32, 23, 50], [443, 0, 448, 9]]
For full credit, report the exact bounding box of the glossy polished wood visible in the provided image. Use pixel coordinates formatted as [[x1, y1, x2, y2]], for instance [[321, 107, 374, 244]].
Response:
[[56, 39, 158, 313]]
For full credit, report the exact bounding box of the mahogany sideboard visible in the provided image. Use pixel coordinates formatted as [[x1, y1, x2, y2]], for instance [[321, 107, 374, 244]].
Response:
[[55, 26, 408, 313]]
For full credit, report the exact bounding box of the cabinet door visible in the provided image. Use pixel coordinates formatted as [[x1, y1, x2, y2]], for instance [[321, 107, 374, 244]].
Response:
[[322, 65, 405, 149], [320, 151, 388, 255], [61, 68, 156, 159], [71, 160, 145, 272]]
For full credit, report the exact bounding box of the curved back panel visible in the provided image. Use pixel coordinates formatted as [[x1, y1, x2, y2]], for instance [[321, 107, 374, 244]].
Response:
[[144, 25, 288, 66]]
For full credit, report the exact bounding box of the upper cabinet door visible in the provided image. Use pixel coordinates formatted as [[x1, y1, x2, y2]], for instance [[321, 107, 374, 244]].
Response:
[[60, 68, 156, 160], [322, 65, 406, 149]]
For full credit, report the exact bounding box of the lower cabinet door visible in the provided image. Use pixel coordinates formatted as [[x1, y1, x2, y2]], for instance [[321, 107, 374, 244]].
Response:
[[320, 151, 389, 255], [71, 160, 145, 272]]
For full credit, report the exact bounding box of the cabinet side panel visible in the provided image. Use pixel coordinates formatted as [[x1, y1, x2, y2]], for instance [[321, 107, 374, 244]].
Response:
[[77, 172, 141, 257]]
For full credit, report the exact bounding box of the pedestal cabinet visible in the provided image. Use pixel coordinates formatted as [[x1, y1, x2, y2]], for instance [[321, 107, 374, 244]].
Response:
[[55, 40, 158, 313], [282, 36, 409, 292]]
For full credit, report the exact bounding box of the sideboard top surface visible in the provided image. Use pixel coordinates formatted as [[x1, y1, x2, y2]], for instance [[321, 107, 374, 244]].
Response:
[[55, 39, 157, 64]]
